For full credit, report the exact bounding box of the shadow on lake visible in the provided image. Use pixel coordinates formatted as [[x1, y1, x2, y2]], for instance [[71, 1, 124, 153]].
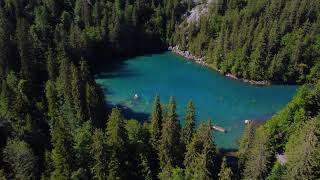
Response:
[[93, 52, 167, 77], [94, 60, 142, 79], [106, 103, 150, 122]]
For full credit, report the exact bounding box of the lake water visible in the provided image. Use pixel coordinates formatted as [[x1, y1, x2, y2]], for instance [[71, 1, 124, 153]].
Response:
[[95, 52, 297, 149]]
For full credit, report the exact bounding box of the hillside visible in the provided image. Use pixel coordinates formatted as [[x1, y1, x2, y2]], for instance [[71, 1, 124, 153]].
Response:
[[173, 0, 320, 84], [0, 0, 319, 179]]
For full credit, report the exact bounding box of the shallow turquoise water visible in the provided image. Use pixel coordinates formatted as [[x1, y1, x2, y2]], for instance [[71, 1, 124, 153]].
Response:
[[95, 52, 297, 149]]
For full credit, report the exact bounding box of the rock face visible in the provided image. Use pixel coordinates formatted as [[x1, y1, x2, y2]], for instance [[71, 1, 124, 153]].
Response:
[[183, 0, 217, 24], [276, 153, 287, 165], [186, 4, 209, 24]]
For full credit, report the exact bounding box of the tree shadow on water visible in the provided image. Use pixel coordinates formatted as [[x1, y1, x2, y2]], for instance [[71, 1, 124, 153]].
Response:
[[106, 103, 150, 123], [94, 60, 142, 79]]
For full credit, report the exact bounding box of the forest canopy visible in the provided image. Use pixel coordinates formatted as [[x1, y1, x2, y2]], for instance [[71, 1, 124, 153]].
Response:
[[173, 0, 320, 84], [0, 0, 319, 179]]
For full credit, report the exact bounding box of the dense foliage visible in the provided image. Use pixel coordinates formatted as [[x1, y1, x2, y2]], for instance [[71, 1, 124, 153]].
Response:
[[0, 0, 194, 178], [238, 81, 320, 179], [173, 0, 320, 83], [0, 0, 320, 179]]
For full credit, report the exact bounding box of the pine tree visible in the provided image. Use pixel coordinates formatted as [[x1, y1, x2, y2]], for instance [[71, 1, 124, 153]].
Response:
[[73, 121, 93, 177], [75, 0, 85, 27], [139, 154, 153, 180], [0, 80, 10, 117], [150, 95, 163, 147], [46, 47, 58, 80], [106, 108, 128, 179], [71, 63, 85, 123], [45, 80, 59, 123], [184, 121, 217, 180], [181, 100, 196, 146], [109, 7, 122, 50], [238, 121, 255, 175], [51, 117, 75, 180], [57, 51, 72, 102], [158, 96, 182, 177], [91, 128, 107, 180], [249, 27, 267, 80], [42, 150, 54, 179], [284, 117, 320, 180], [243, 128, 273, 180], [12, 80, 33, 135], [3, 139, 37, 180], [218, 157, 233, 180]]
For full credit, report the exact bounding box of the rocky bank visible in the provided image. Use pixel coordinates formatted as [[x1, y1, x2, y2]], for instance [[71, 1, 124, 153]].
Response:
[[169, 45, 271, 86]]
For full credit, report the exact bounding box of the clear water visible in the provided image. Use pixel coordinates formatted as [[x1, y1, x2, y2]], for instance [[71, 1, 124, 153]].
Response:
[[95, 52, 297, 149]]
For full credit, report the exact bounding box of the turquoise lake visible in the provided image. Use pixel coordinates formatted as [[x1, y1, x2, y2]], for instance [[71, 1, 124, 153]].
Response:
[[95, 52, 297, 149]]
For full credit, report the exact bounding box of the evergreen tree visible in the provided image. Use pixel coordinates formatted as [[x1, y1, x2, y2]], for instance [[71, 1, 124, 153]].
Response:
[[158, 96, 182, 177], [45, 80, 59, 122], [73, 121, 93, 178], [46, 47, 58, 80], [218, 157, 233, 180], [284, 117, 320, 180], [71, 63, 85, 123], [42, 150, 54, 179], [249, 28, 267, 80], [3, 139, 37, 180], [181, 100, 196, 146], [106, 108, 128, 179], [184, 121, 217, 180], [0, 81, 11, 117], [90, 128, 107, 180], [139, 154, 153, 180], [150, 95, 163, 147], [266, 162, 286, 180], [238, 121, 255, 175], [51, 117, 75, 180], [243, 128, 273, 180]]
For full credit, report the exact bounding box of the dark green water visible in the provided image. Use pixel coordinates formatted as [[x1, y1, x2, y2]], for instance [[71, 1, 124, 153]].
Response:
[[95, 52, 297, 149]]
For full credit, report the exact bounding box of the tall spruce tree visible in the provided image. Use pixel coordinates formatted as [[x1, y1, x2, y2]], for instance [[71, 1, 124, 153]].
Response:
[[46, 47, 57, 80], [51, 117, 75, 180], [181, 100, 196, 147], [106, 108, 128, 179], [184, 121, 217, 180], [90, 128, 107, 180], [158, 96, 182, 177], [284, 117, 320, 180], [238, 122, 255, 176], [243, 128, 273, 180], [71, 63, 85, 123], [218, 157, 233, 180], [150, 95, 163, 147], [3, 139, 37, 180]]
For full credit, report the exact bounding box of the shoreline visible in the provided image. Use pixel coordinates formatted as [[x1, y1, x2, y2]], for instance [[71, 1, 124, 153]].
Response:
[[168, 46, 271, 86]]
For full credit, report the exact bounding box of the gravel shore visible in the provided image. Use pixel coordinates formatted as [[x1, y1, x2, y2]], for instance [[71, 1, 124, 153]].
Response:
[[169, 46, 271, 86]]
